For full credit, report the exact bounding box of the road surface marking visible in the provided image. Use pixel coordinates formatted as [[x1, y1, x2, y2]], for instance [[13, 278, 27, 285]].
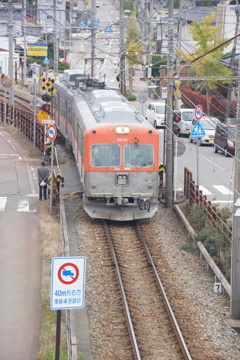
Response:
[[199, 186, 212, 195], [17, 200, 30, 212], [0, 197, 7, 211], [213, 185, 233, 195]]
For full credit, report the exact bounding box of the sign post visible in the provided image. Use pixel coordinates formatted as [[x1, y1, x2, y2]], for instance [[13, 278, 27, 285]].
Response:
[[190, 121, 206, 186], [46, 125, 57, 213], [51, 257, 86, 360]]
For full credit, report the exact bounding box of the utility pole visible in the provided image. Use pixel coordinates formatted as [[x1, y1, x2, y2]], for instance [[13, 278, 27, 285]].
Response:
[[119, 0, 126, 95], [23, 0, 27, 84], [91, 0, 96, 77], [165, 0, 175, 208], [230, 13, 240, 317], [8, 0, 14, 106], [53, 0, 58, 76], [226, 6, 239, 118]]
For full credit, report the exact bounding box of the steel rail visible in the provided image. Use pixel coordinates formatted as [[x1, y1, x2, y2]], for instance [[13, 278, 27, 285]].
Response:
[[135, 222, 192, 360], [103, 220, 141, 360]]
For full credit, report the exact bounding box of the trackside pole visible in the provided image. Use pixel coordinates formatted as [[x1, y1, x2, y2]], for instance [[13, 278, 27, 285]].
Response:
[[55, 309, 61, 360], [50, 139, 54, 213]]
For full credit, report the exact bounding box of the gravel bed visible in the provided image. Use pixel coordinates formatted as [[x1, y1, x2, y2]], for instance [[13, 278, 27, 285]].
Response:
[[72, 197, 240, 359]]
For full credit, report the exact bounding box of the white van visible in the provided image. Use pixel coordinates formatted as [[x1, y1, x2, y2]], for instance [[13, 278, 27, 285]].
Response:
[[145, 102, 166, 128]]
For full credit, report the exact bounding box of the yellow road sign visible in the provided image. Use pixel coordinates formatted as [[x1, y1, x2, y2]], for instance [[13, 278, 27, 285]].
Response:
[[37, 110, 51, 124]]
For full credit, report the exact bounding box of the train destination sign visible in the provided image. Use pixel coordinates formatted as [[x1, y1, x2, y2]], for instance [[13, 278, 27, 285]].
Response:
[[51, 257, 86, 310]]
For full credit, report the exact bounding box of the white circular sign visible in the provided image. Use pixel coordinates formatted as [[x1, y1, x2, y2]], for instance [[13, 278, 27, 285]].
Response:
[[47, 125, 57, 140], [194, 105, 203, 120]]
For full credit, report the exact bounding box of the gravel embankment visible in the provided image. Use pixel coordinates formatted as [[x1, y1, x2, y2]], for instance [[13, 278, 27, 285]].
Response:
[[72, 198, 240, 359]]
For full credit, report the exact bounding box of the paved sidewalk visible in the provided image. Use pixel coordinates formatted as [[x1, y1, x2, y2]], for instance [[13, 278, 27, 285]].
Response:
[[0, 128, 42, 360], [128, 67, 156, 116]]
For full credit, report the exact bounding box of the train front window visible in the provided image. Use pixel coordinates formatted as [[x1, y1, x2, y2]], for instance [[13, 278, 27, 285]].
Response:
[[124, 144, 154, 167], [91, 144, 121, 167]]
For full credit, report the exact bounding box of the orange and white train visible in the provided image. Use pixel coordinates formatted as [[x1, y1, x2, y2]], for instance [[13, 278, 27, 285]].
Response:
[[52, 70, 160, 221]]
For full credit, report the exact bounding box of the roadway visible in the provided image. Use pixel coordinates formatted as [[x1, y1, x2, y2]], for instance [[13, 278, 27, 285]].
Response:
[[158, 129, 235, 207], [66, 0, 235, 209], [0, 128, 42, 359]]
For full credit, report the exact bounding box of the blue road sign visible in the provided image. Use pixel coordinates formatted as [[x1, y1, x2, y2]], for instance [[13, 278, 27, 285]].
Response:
[[43, 57, 50, 64], [87, 18, 91, 26], [79, 20, 86, 28], [194, 105, 203, 120], [104, 26, 112, 33], [96, 18, 100, 26], [190, 121, 206, 138]]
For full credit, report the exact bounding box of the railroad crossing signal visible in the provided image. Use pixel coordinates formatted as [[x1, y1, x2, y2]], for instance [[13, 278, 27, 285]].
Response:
[[37, 110, 51, 124], [41, 103, 51, 114], [42, 93, 51, 102], [40, 75, 57, 93]]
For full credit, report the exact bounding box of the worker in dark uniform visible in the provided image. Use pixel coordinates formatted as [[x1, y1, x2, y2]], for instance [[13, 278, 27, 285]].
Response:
[[37, 160, 49, 200]]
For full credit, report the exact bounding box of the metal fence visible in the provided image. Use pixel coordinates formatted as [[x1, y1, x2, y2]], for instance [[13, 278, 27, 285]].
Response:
[[184, 167, 232, 242], [0, 102, 44, 151]]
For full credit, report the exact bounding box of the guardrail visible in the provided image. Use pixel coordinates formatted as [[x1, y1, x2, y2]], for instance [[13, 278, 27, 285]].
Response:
[[0, 102, 44, 151], [174, 204, 231, 297], [184, 167, 232, 241]]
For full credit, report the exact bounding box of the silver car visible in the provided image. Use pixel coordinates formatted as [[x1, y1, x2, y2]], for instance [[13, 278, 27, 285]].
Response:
[[173, 108, 195, 136]]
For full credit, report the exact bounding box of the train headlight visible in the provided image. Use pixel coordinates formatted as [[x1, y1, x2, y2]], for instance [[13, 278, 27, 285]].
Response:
[[117, 174, 128, 185], [116, 126, 130, 134]]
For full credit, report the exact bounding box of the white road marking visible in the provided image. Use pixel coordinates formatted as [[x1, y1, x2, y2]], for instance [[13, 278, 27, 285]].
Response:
[[17, 200, 30, 212], [0, 197, 7, 211], [211, 200, 233, 204], [213, 185, 233, 195], [199, 186, 212, 196]]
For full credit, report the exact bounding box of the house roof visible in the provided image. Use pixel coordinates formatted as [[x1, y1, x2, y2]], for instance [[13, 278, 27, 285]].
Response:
[[179, 7, 217, 23]]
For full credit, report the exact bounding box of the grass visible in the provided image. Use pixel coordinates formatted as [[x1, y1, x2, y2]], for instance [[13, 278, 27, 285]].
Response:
[[37, 201, 68, 360]]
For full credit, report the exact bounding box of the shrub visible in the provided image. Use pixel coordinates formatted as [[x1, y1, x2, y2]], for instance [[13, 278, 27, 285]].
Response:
[[125, 92, 137, 101], [187, 204, 206, 231]]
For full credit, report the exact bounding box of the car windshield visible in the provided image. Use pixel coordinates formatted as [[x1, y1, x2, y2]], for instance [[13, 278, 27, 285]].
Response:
[[156, 105, 165, 114], [124, 144, 154, 167], [227, 127, 236, 138], [182, 111, 194, 121], [201, 120, 215, 130]]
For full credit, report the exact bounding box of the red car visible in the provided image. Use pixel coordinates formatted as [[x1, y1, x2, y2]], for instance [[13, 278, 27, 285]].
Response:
[[214, 122, 236, 157]]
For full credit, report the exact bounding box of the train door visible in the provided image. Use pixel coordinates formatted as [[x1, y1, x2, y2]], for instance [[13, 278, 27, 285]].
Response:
[[67, 102, 72, 140]]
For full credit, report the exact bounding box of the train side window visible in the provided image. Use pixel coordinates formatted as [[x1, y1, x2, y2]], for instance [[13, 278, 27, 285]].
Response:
[[124, 144, 154, 167], [91, 144, 121, 167]]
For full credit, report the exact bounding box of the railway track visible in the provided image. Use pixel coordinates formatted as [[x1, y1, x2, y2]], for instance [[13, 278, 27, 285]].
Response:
[[102, 220, 190, 359], [84, 219, 224, 360]]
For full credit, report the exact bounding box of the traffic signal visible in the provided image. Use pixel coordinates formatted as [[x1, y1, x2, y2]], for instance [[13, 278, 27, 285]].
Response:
[[41, 104, 51, 114]]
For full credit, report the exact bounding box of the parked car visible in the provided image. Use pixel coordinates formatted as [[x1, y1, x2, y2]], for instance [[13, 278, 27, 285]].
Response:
[[96, 1, 100, 7], [173, 108, 195, 136], [189, 117, 217, 145], [214, 122, 236, 157], [145, 101, 166, 128]]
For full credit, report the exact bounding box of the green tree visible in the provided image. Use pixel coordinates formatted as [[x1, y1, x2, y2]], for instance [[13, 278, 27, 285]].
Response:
[[200, 0, 212, 6], [178, 12, 232, 114], [125, 15, 144, 92]]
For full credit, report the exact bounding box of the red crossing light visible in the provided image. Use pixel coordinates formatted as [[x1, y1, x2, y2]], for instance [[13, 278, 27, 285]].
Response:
[[41, 104, 51, 114]]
